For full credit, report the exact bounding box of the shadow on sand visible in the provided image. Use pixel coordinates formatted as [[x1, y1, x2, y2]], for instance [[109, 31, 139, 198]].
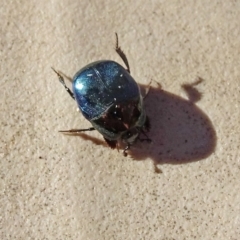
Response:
[[62, 79, 216, 165]]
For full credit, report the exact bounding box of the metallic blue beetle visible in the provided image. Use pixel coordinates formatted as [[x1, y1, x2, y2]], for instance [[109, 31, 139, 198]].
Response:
[[52, 34, 150, 156]]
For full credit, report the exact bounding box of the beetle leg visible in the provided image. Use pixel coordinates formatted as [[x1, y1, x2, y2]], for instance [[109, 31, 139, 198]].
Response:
[[144, 116, 151, 131], [52, 67, 75, 100], [138, 129, 151, 143], [138, 136, 151, 143], [123, 143, 130, 157], [143, 80, 152, 99], [104, 138, 117, 149], [59, 127, 95, 133], [115, 33, 131, 73]]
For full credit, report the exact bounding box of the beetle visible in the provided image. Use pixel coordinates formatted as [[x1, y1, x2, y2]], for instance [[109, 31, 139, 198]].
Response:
[[52, 33, 151, 156]]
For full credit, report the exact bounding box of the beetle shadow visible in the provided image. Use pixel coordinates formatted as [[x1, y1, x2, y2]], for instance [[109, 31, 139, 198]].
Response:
[[67, 79, 216, 165], [129, 80, 216, 164]]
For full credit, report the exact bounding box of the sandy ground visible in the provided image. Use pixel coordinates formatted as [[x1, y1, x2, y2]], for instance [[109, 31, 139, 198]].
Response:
[[0, 0, 239, 239]]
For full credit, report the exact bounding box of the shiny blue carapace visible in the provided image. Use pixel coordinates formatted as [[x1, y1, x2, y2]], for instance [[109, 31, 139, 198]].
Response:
[[73, 60, 140, 120]]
